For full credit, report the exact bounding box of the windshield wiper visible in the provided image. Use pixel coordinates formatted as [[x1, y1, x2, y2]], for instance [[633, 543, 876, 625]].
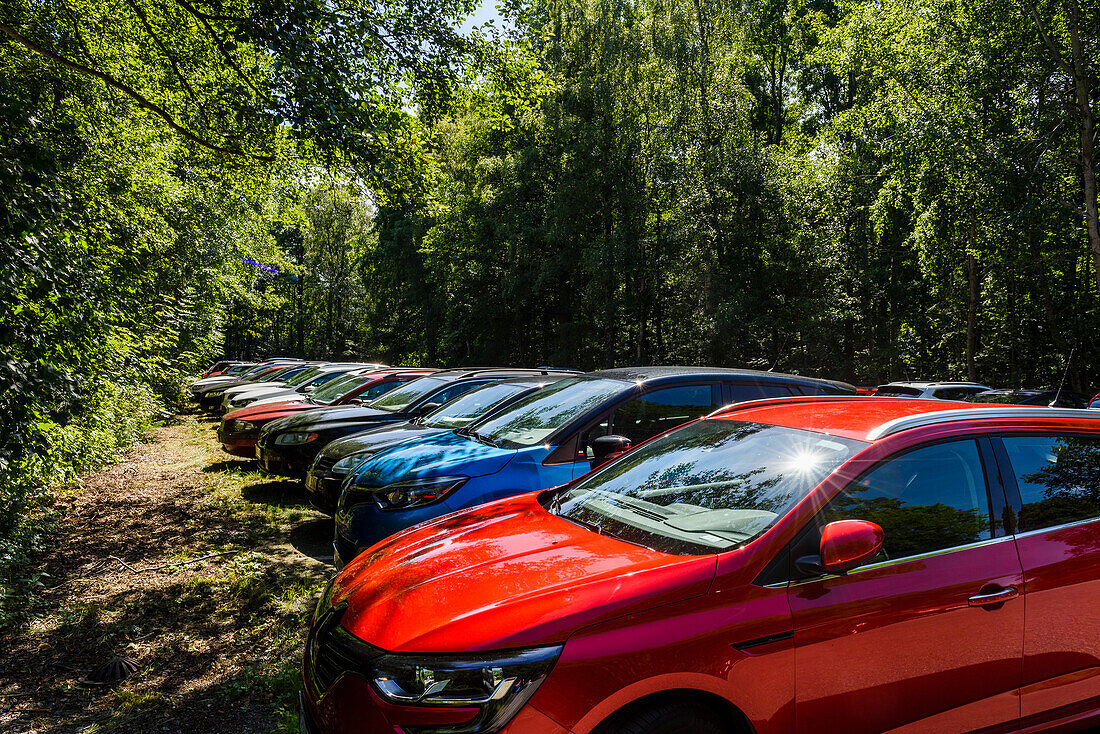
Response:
[[467, 430, 502, 448]]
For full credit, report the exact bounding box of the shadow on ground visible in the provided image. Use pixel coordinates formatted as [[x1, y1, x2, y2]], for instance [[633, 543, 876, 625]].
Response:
[[240, 481, 313, 509], [288, 519, 335, 565]]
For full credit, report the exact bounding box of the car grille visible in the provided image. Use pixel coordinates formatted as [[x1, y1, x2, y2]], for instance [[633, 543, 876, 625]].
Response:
[[308, 604, 380, 695]]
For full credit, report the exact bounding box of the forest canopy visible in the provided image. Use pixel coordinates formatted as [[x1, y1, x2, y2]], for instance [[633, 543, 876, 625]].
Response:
[[2, 0, 1099, 559]]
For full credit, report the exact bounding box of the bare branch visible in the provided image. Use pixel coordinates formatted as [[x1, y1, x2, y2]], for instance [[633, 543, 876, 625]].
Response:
[[0, 23, 275, 162]]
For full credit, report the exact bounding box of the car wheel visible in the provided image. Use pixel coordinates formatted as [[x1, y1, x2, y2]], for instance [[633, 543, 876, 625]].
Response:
[[609, 700, 731, 734]]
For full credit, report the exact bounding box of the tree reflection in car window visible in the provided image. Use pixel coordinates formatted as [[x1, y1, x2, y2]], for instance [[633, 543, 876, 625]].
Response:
[[369, 377, 448, 412], [470, 378, 629, 448], [284, 367, 323, 387], [555, 420, 865, 555], [610, 385, 717, 444], [422, 382, 534, 429], [309, 374, 369, 404], [823, 440, 992, 559], [1002, 435, 1100, 531]]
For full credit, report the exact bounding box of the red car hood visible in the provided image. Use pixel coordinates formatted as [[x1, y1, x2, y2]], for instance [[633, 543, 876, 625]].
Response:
[[333, 494, 717, 653], [223, 400, 314, 423]]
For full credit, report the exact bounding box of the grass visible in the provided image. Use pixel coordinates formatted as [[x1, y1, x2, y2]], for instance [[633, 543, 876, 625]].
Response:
[[0, 414, 332, 734]]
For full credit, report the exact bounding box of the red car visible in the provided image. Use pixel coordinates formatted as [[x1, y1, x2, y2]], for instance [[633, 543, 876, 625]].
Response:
[[217, 370, 434, 458], [300, 397, 1100, 734]]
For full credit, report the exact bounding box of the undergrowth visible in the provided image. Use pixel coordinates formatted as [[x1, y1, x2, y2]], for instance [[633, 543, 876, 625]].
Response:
[[0, 380, 168, 626]]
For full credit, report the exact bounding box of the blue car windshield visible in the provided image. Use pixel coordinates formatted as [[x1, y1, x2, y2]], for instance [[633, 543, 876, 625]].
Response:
[[551, 419, 866, 555], [422, 381, 538, 429], [469, 377, 627, 448], [369, 377, 448, 412]]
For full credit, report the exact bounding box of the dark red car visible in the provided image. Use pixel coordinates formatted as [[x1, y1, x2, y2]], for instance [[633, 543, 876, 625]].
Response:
[[218, 370, 434, 458], [301, 397, 1100, 734]]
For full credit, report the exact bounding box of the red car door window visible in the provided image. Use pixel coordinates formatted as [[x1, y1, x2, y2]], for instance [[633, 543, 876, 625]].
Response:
[[789, 438, 1024, 734], [998, 434, 1100, 723]]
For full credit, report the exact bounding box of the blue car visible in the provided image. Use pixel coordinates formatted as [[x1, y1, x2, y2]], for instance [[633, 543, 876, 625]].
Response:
[[333, 366, 855, 566]]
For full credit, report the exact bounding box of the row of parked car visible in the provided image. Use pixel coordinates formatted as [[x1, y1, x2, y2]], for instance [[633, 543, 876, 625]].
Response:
[[192, 358, 1100, 734]]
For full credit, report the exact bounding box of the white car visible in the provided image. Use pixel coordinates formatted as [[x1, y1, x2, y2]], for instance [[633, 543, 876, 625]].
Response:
[[873, 381, 990, 401]]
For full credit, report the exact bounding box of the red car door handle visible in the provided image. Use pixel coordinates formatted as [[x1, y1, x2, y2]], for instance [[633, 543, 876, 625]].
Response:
[[968, 586, 1019, 607]]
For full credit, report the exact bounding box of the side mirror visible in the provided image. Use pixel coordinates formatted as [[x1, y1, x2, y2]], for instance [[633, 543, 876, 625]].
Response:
[[347, 398, 363, 405], [591, 435, 632, 464], [413, 402, 442, 417], [797, 520, 884, 576], [300, 385, 315, 393]]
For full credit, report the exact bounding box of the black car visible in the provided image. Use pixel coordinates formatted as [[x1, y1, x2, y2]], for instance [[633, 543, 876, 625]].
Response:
[[254, 368, 579, 478], [967, 388, 1091, 408], [304, 375, 571, 514]]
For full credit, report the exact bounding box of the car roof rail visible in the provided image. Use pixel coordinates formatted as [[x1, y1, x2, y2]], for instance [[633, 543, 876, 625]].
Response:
[[706, 395, 861, 418], [866, 407, 1100, 440]]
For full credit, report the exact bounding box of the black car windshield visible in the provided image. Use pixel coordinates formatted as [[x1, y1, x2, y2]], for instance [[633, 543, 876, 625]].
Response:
[[550, 419, 866, 555], [423, 381, 538, 429], [368, 377, 448, 412], [283, 366, 324, 387], [469, 377, 627, 448], [308, 374, 371, 405]]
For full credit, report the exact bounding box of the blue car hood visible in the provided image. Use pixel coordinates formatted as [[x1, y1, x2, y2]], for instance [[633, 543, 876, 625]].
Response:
[[321, 423, 445, 463], [349, 431, 517, 487]]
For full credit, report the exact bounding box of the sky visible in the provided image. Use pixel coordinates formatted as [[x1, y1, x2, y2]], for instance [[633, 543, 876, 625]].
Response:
[[459, 0, 505, 32]]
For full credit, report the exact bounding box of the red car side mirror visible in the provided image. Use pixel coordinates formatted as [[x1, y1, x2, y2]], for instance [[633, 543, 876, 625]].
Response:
[[819, 520, 884, 574]]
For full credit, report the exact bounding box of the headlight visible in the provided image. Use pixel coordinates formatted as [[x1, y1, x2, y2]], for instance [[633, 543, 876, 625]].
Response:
[[371, 645, 561, 733], [230, 420, 258, 432], [275, 432, 318, 446], [347, 476, 468, 511], [331, 453, 370, 475]]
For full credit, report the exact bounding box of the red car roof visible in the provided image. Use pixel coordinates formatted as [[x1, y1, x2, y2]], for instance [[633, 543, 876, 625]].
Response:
[[711, 396, 1018, 442]]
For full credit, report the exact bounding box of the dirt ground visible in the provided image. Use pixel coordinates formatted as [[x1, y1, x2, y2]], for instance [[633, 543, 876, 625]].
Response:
[[0, 416, 332, 734]]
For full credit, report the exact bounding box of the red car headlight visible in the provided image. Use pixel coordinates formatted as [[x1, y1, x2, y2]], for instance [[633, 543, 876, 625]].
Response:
[[371, 645, 562, 733]]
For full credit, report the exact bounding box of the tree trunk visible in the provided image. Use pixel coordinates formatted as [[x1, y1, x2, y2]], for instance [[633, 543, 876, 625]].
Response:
[[967, 252, 979, 382], [1066, 1, 1100, 293], [1033, 2, 1100, 292]]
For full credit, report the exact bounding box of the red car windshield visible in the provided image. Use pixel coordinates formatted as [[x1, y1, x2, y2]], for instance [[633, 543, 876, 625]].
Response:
[[551, 419, 866, 555]]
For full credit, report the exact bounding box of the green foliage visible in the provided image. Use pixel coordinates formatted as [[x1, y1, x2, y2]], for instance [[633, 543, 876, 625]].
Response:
[[0, 382, 163, 625], [233, 0, 1099, 392]]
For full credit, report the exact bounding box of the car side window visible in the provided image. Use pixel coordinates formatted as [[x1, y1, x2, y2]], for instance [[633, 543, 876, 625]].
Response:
[[426, 381, 488, 407], [728, 383, 794, 402], [933, 387, 981, 401], [820, 440, 993, 560], [610, 385, 718, 445], [1001, 435, 1100, 532]]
